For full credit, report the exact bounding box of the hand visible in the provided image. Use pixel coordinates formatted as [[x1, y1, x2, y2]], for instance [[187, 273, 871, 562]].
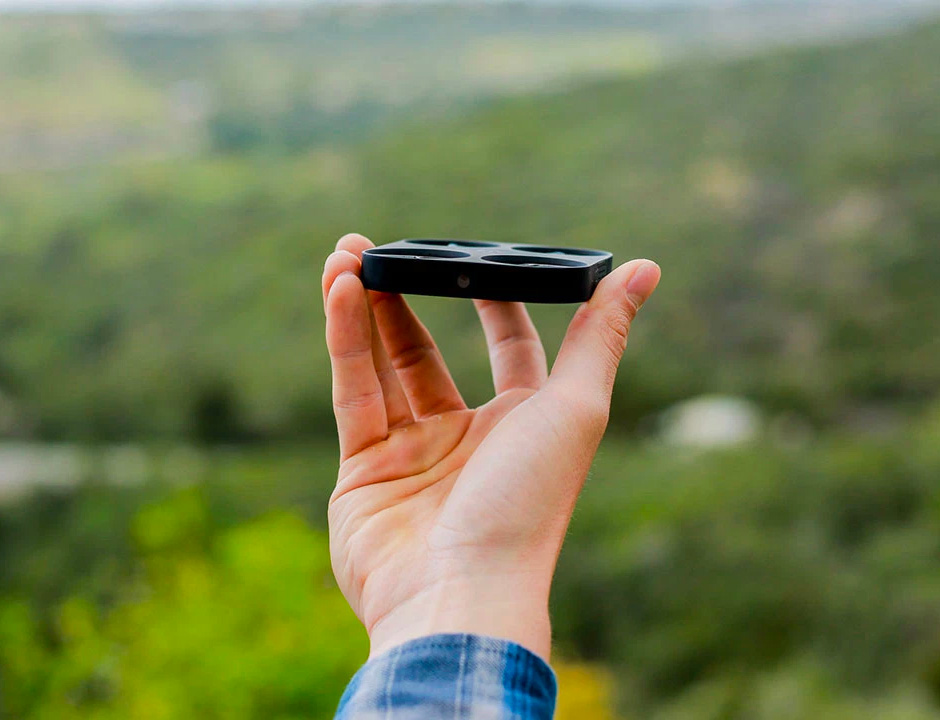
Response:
[[323, 233, 660, 660]]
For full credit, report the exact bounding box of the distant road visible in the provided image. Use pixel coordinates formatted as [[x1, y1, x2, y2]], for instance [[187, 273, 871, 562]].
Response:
[[0, 443, 159, 504]]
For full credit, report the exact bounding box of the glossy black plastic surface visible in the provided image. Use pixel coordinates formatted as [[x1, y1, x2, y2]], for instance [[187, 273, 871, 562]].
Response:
[[361, 239, 612, 303]]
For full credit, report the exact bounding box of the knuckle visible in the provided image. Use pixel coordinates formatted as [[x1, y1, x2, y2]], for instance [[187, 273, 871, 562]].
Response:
[[391, 343, 434, 372], [622, 294, 641, 321], [330, 345, 372, 361], [550, 387, 610, 437], [568, 399, 610, 441], [333, 389, 383, 410], [601, 309, 631, 359], [491, 333, 541, 356]]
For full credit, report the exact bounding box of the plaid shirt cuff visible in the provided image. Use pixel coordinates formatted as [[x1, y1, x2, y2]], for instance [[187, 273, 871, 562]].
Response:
[[335, 633, 557, 719]]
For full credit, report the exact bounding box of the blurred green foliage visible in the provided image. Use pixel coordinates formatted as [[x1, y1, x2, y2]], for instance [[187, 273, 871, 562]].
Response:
[[2, 10, 940, 720], [1, 21, 939, 440], [0, 5, 666, 158], [2, 490, 366, 719], [3, 404, 940, 716], [556, 404, 940, 716]]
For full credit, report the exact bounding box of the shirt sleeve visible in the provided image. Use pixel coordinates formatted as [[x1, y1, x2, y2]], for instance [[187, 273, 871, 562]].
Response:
[[334, 633, 558, 720]]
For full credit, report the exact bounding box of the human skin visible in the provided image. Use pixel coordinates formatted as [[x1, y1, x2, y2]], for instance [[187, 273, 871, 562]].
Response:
[[323, 233, 660, 661]]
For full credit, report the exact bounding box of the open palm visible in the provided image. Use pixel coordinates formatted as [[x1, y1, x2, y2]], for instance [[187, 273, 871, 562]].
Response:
[[323, 234, 660, 659]]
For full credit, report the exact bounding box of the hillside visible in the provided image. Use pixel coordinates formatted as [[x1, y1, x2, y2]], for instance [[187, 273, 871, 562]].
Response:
[[0, 20, 938, 440], [2, 2, 935, 169]]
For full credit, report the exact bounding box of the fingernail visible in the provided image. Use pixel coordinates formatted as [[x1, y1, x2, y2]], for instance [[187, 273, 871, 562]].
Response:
[[625, 261, 661, 305]]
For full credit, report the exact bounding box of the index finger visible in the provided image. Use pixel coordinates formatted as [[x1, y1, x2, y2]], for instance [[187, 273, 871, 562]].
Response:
[[326, 271, 388, 460]]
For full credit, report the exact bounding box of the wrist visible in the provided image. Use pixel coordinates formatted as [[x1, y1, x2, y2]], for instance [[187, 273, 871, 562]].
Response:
[[366, 573, 552, 661]]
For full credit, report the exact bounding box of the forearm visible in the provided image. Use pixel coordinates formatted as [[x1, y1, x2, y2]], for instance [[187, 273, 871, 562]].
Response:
[[366, 572, 553, 661]]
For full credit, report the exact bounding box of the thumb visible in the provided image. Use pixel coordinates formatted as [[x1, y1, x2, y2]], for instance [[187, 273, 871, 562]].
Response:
[[547, 259, 661, 421]]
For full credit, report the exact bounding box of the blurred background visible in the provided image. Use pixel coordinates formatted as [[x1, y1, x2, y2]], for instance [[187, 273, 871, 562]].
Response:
[[2, 0, 940, 717]]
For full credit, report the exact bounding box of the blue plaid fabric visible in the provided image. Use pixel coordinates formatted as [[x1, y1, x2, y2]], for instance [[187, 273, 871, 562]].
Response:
[[335, 634, 557, 719]]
